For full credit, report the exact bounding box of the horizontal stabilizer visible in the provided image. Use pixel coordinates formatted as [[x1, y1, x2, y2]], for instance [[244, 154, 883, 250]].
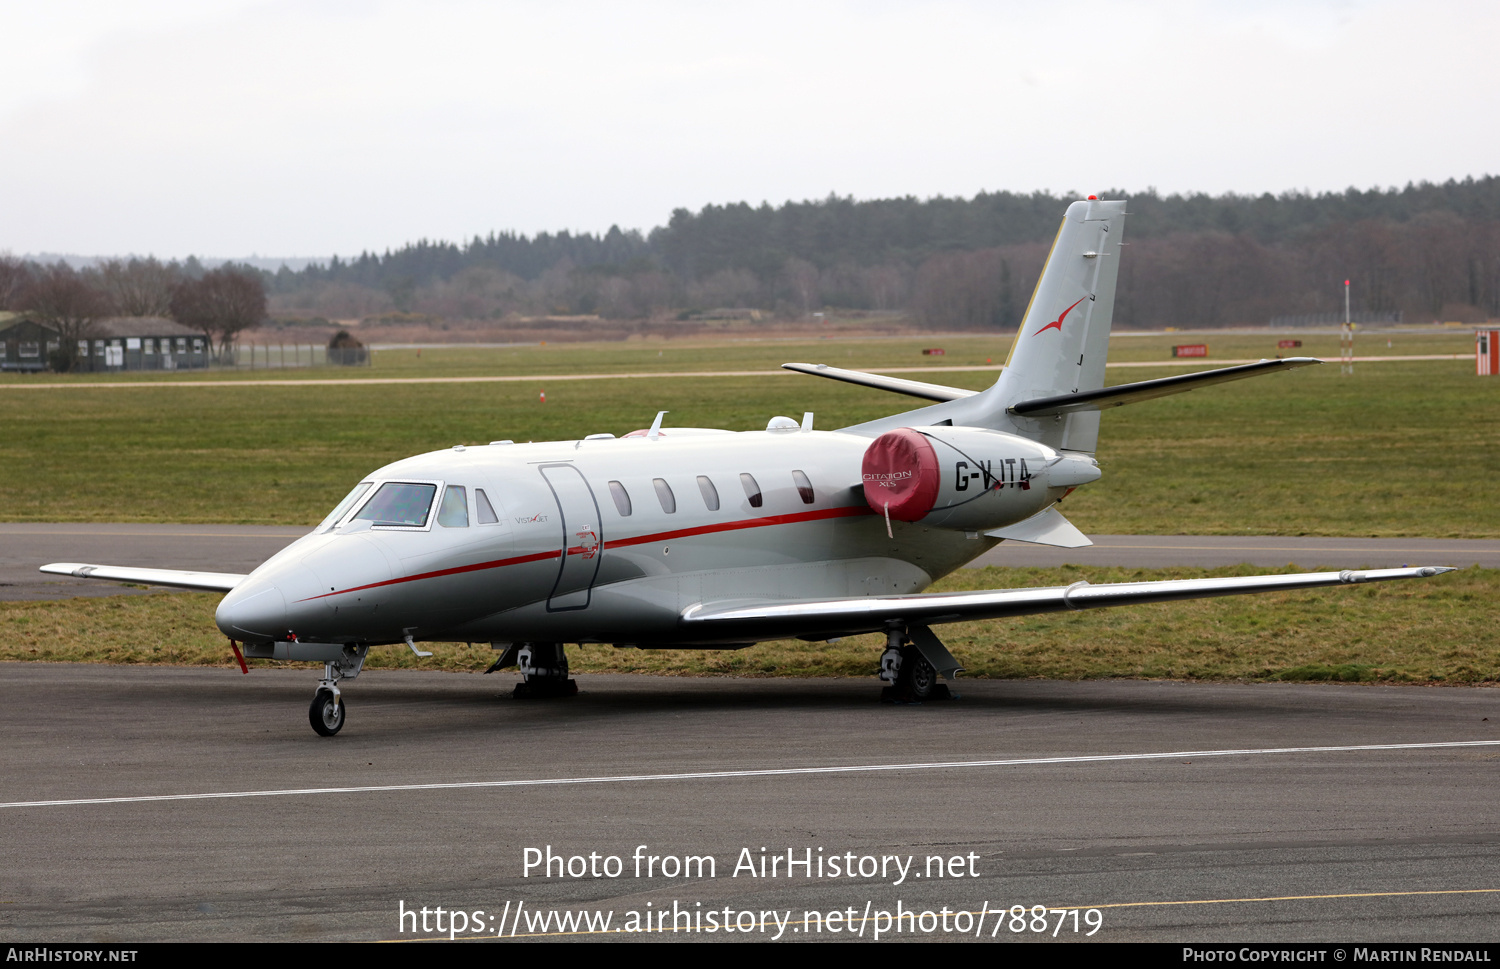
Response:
[[39, 562, 246, 593], [681, 567, 1454, 641], [984, 507, 1092, 548], [1010, 357, 1321, 417], [782, 362, 976, 403]]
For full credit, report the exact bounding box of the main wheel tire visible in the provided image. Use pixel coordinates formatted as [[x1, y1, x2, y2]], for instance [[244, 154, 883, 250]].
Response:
[[897, 647, 936, 701], [309, 689, 345, 736]]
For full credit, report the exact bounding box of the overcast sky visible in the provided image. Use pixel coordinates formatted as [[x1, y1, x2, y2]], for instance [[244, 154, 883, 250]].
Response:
[[2, 0, 1495, 260]]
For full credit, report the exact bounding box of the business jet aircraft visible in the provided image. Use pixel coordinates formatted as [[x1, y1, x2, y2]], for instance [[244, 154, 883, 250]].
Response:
[[43, 198, 1451, 735]]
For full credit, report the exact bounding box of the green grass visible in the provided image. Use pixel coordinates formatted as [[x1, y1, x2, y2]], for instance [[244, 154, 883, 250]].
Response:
[[5, 566, 1491, 684], [0, 334, 1494, 534], [0, 326, 1472, 384]]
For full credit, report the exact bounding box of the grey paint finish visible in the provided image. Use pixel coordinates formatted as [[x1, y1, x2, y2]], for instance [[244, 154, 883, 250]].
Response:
[[10, 526, 1494, 602]]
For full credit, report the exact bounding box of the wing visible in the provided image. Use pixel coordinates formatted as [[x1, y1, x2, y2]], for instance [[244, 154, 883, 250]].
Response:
[[680, 566, 1454, 642], [39, 562, 247, 593]]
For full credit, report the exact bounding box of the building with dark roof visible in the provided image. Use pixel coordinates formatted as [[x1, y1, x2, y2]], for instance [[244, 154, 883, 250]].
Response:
[[0, 314, 210, 372]]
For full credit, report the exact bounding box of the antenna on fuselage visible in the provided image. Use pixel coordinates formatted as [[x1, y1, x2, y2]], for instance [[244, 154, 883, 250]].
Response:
[[801, 412, 814, 432], [647, 411, 668, 441]]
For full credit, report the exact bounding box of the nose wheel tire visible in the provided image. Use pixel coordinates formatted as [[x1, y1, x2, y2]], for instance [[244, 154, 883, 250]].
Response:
[[309, 689, 345, 736]]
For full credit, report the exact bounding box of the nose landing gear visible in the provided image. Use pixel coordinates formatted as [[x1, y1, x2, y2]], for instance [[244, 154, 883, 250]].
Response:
[[308, 645, 368, 736], [310, 687, 345, 736]]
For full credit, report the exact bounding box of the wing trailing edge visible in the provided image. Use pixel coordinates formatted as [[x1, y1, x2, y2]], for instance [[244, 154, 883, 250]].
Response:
[[681, 566, 1454, 641], [39, 563, 247, 593], [1009, 358, 1322, 417], [781, 362, 976, 403]]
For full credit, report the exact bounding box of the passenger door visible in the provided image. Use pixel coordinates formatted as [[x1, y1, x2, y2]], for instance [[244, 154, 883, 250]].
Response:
[[539, 464, 603, 611]]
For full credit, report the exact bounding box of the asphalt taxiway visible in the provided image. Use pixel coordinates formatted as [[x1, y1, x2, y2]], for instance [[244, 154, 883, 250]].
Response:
[[2, 665, 1497, 942]]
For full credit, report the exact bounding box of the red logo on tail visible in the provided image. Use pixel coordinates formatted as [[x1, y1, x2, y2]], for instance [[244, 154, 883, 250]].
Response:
[[1034, 296, 1087, 336]]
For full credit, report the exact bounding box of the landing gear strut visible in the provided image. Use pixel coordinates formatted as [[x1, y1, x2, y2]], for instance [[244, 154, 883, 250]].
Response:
[[487, 642, 578, 698], [878, 624, 956, 702], [308, 644, 368, 736]]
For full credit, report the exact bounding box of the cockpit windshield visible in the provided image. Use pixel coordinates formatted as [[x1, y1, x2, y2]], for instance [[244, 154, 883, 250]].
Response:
[[317, 482, 372, 532], [352, 482, 438, 528]]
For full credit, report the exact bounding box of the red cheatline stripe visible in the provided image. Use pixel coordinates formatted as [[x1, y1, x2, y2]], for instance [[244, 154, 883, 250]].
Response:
[[297, 549, 561, 601], [603, 504, 870, 550], [297, 505, 873, 602]]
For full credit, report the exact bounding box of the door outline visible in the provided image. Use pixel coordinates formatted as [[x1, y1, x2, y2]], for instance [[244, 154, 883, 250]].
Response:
[[539, 464, 604, 611]]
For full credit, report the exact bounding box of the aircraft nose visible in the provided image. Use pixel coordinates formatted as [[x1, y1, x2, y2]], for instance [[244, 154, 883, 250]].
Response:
[[216, 581, 287, 642]]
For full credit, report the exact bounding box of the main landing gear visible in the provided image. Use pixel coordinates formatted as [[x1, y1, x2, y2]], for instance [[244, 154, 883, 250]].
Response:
[[879, 623, 961, 703], [485, 642, 578, 698]]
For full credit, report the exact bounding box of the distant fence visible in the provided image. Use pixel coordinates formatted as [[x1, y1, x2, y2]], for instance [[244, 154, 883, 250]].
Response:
[[226, 345, 373, 369], [1269, 311, 1403, 327]]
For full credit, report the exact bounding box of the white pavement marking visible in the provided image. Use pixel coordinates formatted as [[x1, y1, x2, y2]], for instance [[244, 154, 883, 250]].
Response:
[[0, 355, 1466, 390], [6, 739, 1498, 810]]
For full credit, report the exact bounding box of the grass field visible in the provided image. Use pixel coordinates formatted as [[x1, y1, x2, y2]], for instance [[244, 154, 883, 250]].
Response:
[[4, 326, 1492, 682], [0, 325, 1475, 383], [4, 566, 1491, 685], [1, 329, 1494, 535]]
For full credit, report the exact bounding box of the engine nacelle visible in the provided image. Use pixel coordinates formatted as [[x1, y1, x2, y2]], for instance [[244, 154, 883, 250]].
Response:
[[861, 426, 1101, 532]]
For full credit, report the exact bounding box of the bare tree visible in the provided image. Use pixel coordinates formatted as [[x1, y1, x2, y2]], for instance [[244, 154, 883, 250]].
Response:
[[170, 267, 267, 360], [0, 256, 32, 311], [19, 264, 108, 371], [99, 257, 179, 317]]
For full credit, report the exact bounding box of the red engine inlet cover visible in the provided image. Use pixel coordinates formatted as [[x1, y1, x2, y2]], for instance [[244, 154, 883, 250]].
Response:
[[861, 428, 941, 522]]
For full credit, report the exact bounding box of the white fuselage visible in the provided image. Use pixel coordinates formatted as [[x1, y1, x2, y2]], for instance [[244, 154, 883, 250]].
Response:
[[215, 425, 1065, 648]]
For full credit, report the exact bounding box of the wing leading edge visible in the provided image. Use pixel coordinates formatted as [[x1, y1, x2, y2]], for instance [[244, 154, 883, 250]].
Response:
[[681, 566, 1454, 641], [39, 563, 247, 593]]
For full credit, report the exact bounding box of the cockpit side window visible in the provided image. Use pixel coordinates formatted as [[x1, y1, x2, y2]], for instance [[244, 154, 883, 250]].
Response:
[[319, 481, 372, 532], [353, 482, 438, 528], [437, 485, 469, 527], [475, 488, 499, 525]]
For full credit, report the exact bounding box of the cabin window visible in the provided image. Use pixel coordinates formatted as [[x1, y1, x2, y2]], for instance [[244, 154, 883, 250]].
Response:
[[143, 339, 155, 355], [740, 473, 762, 508], [697, 475, 720, 511], [793, 470, 815, 504], [318, 481, 372, 531], [77, 341, 89, 357], [176, 338, 187, 352], [437, 485, 469, 527], [354, 482, 437, 528], [609, 480, 632, 517], [475, 488, 499, 524], [19, 342, 38, 358], [653, 478, 676, 514]]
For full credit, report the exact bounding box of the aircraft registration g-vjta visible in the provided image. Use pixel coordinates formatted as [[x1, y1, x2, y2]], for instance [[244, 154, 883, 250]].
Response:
[[44, 198, 1452, 735]]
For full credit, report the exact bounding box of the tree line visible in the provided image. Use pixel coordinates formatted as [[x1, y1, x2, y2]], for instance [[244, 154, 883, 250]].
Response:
[[266, 176, 1500, 328], [7, 176, 1499, 341], [0, 258, 266, 370]]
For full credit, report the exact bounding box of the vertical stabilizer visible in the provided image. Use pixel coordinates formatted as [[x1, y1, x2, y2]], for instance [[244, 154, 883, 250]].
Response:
[[845, 198, 1127, 451], [986, 198, 1126, 452]]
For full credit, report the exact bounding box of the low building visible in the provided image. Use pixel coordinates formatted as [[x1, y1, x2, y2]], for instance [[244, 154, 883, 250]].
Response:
[[0, 315, 62, 372], [85, 317, 211, 372], [0, 314, 211, 372]]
